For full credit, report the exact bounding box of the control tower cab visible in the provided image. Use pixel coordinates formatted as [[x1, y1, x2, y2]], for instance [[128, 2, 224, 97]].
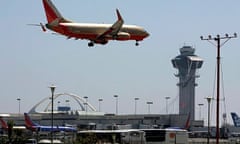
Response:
[[172, 46, 203, 121]]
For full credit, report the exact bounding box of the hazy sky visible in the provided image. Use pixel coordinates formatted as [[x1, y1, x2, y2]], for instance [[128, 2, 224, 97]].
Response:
[[1, 0, 240, 126]]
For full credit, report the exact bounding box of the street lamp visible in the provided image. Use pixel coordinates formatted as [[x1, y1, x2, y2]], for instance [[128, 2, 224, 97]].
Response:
[[165, 96, 170, 114], [114, 95, 118, 115], [146, 101, 153, 114], [83, 96, 88, 114], [17, 98, 21, 115], [98, 98, 103, 112], [198, 103, 204, 120], [57, 101, 60, 110], [49, 85, 56, 144], [65, 99, 70, 107], [134, 98, 139, 115], [205, 96, 213, 144]]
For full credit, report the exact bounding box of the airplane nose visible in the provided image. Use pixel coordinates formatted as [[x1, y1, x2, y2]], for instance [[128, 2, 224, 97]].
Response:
[[144, 31, 150, 38]]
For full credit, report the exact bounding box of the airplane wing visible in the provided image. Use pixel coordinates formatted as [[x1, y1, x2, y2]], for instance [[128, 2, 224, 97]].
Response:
[[97, 9, 124, 40]]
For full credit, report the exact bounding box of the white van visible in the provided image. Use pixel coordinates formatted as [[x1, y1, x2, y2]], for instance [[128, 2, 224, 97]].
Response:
[[25, 139, 37, 144], [38, 139, 63, 144]]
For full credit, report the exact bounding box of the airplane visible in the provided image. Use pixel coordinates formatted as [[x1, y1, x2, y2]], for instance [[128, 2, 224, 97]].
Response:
[[24, 113, 77, 132], [231, 112, 240, 127], [0, 117, 25, 130], [38, 0, 149, 47]]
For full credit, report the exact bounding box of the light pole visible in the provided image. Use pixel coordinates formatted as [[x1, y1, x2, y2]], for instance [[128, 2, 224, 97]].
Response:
[[134, 98, 139, 115], [65, 99, 70, 107], [205, 96, 213, 144], [98, 98, 103, 112], [17, 98, 21, 115], [201, 33, 237, 144], [146, 101, 153, 114], [83, 96, 88, 114], [49, 85, 56, 144], [198, 103, 204, 120], [57, 101, 60, 111], [114, 95, 118, 115], [165, 96, 170, 114]]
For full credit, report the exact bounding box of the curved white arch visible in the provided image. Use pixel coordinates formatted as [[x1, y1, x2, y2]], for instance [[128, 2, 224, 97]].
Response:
[[29, 93, 97, 114]]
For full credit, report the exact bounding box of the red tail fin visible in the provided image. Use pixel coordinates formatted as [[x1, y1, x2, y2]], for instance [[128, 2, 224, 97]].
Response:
[[42, 0, 63, 23], [24, 113, 38, 129], [184, 113, 191, 130], [0, 118, 8, 130]]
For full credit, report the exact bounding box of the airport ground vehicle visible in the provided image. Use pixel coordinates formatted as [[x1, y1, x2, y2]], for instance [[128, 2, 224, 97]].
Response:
[[77, 129, 146, 144], [141, 128, 188, 144], [25, 139, 37, 144], [38, 139, 63, 144]]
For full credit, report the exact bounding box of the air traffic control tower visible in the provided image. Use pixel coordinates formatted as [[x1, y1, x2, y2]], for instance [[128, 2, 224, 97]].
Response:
[[172, 46, 203, 121]]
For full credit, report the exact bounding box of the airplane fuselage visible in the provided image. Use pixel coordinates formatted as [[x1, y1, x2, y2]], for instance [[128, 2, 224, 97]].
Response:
[[31, 125, 76, 132], [47, 22, 148, 42]]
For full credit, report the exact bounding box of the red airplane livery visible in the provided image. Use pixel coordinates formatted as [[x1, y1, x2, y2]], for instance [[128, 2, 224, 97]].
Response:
[[40, 0, 149, 47]]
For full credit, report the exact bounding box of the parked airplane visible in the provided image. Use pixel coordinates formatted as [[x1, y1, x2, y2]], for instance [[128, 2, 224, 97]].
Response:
[[24, 113, 76, 132], [231, 112, 240, 127], [0, 117, 25, 130], [38, 0, 149, 47]]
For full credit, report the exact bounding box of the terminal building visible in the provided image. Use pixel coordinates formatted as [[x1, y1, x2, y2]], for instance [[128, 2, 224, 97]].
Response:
[[2, 46, 205, 131]]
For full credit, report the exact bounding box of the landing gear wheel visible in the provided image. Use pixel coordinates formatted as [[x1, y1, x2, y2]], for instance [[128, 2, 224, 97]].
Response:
[[88, 42, 94, 47], [135, 41, 139, 46]]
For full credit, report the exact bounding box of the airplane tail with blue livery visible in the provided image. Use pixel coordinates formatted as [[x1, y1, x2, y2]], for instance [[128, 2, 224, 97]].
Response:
[[231, 112, 240, 127], [24, 113, 76, 132], [24, 113, 40, 131]]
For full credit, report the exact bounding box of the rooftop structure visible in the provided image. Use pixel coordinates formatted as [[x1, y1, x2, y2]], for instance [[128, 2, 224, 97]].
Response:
[[28, 93, 104, 116]]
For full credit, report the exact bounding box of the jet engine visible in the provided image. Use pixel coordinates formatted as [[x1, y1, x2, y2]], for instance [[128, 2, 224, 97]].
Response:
[[115, 32, 130, 40]]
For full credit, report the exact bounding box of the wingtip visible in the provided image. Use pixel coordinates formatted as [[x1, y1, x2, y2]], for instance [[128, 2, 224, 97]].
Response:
[[116, 9, 123, 21]]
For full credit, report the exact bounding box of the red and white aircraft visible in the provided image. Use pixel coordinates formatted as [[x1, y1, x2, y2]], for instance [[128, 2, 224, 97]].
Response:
[[40, 0, 149, 47], [0, 117, 25, 130]]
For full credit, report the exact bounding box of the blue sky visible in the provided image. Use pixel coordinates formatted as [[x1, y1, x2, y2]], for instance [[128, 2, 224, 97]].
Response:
[[1, 0, 240, 126]]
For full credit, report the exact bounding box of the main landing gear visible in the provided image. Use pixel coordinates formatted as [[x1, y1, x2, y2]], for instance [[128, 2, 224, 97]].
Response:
[[135, 41, 139, 46], [88, 41, 140, 47], [88, 41, 94, 47]]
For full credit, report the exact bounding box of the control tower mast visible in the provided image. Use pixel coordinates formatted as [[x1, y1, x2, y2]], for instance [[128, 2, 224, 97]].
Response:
[[172, 46, 203, 121]]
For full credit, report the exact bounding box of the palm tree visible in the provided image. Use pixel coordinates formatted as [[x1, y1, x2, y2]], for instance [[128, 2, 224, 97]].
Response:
[[7, 120, 14, 144]]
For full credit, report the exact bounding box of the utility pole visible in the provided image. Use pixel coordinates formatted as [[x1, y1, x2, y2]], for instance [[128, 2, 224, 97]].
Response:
[[49, 85, 56, 144], [205, 96, 213, 144], [198, 103, 204, 120], [98, 98, 103, 112], [165, 96, 170, 114], [146, 101, 153, 114], [17, 98, 21, 116], [200, 33, 237, 144], [114, 95, 118, 115], [134, 98, 139, 115]]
